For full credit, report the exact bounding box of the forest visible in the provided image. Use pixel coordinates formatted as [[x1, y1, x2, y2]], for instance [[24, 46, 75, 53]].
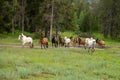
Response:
[[0, 0, 120, 40]]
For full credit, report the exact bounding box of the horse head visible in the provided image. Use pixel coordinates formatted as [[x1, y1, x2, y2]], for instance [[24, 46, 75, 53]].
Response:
[[21, 33, 24, 36], [18, 33, 25, 40], [96, 38, 101, 43], [78, 37, 82, 41], [18, 34, 23, 40], [21, 33, 27, 38]]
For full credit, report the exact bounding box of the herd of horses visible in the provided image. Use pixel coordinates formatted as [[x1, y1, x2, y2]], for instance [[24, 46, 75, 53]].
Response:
[[18, 33, 105, 53]]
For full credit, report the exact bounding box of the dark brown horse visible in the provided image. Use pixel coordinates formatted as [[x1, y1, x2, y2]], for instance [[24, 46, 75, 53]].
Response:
[[40, 37, 48, 49], [52, 36, 59, 48]]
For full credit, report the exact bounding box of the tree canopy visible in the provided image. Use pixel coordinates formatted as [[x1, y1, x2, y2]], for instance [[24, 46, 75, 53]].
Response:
[[0, 0, 120, 40]]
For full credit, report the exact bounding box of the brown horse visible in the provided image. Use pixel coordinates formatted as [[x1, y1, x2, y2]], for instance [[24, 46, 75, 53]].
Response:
[[40, 37, 48, 49], [72, 37, 79, 47], [96, 38, 105, 48], [52, 36, 59, 48], [59, 36, 65, 47], [78, 38, 86, 48]]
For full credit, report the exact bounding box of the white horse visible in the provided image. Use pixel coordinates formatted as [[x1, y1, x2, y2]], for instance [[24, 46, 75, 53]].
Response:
[[18, 33, 34, 48], [64, 36, 71, 47], [85, 37, 96, 53]]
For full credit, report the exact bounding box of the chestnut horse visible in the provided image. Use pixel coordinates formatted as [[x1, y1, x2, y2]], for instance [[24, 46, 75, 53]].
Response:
[[96, 38, 105, 48], [40, 37, 48, 49], [78, 38, 86, 48]]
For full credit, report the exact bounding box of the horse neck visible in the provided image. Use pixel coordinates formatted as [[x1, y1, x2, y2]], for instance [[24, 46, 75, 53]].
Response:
[[78, 38, 81, 42], [96, 39, 100, 43], [22, 35, 27, 40], [23, 35, 27, 38], [18, 35, 21, 40]]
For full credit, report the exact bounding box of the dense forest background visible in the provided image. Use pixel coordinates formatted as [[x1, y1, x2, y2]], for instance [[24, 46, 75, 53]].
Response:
[[0, 0, 120, 40]]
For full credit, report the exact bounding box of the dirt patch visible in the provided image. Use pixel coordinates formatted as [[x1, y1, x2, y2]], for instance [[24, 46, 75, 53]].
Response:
[[40, 72, 55, 78], [31, 72, 55, 78], [0, 44, 115, 50]]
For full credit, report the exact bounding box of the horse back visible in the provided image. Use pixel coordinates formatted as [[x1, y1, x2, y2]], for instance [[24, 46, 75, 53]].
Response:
[[52, 37, 58, 43], [40, 38, 48, 44], [80, 40, 85, 45], [23, 37, 33, 43], [99, 40, 105, 45]]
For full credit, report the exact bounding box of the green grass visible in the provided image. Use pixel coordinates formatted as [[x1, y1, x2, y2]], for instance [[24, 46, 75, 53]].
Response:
[[62, 31, 78, 37], [0, 37, 39, 45], [0, 45, 120, 80], [0, 31, 120, 80]]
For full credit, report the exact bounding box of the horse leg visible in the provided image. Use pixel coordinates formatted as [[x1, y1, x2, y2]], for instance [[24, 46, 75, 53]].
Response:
[[41, 44, 43, 49], [54, 43, 56, 48], [84, 45, 86, 49], [29, 43, 31, 48], [102, 45, 105, 48], [88, 48, 90, 53], [84, 44, 87, 49], [44, 44, 46, 49], [92, 47, 95, 52], [46, 42, 48, 48], [29, 42, 33, 48], [65, 44, 67, 47], [22, 43, 25, 48], [55, 43, 57, 48], [68, 43, 70, 47], [57, 42, 59, 47], [30, 43, 34, 48], [88, 47, 91, 54], [31, 43, 34, 48], [62, 41, 64, 46], [78, 42, 80, 47], [55, 42, 58, 48]]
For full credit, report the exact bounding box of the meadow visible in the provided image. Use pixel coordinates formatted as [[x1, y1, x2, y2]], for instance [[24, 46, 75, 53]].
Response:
[[0, 32, 120, 80], [0, 45, 120, 80]]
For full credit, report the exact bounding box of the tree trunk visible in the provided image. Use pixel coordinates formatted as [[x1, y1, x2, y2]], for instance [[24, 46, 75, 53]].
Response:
[[22, 0, 25, 33], [12, 17, 14, 35], [22, 14, 24, 33], [49, 0, 54, 41]]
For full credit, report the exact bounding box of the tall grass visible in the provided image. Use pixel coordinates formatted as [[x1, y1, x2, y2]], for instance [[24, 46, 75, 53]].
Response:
[[0, 46, 120, 80], [0, 31, 120, 80]]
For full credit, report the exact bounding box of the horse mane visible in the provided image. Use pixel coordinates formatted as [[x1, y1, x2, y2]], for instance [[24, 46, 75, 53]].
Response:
[[21, 33, 24, 36], [78, 37, 81, 41]]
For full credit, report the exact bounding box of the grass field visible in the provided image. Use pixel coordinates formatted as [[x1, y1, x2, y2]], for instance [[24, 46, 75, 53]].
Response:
[[0, 43, 120, 80]]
